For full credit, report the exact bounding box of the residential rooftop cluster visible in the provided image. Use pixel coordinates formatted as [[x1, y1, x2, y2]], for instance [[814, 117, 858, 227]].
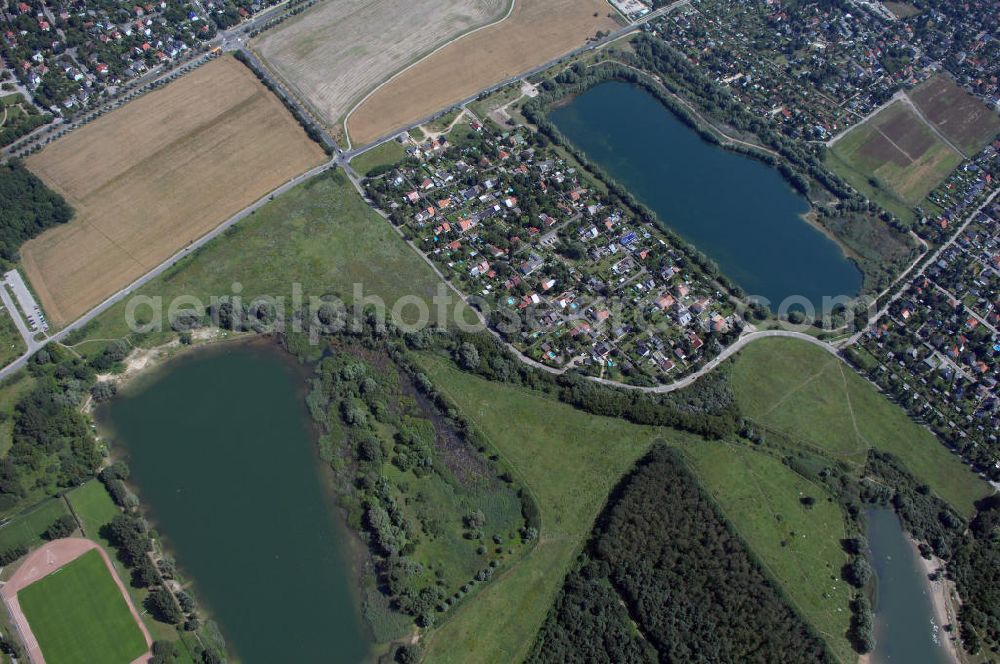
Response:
[[364, 120, 742, 387], [0, 0, 279, 133], [849, 202, 1000, 479], [917, 139, 1000, 244], [651, 0, 998, 142]]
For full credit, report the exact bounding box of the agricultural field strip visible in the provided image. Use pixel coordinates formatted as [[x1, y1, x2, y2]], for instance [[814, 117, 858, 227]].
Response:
[[20, 56, 326, 328], [336, 0, 516, 146], [254, 0, 511, 131], [344, 0, 692, 145]]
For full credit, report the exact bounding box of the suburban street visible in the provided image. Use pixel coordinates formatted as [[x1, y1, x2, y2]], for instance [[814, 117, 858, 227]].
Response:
[[845, 187, 1000, 346]]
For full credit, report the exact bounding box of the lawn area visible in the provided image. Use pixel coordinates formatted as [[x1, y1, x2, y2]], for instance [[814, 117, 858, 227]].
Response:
[[825, 149, 917, 224], [729, 338, 990, 516], [65, 480, 120, 546], [0, 304, 25, 369], [73, 168, 474, 353], [683, 442, 854, 663], [414, 352, 694, 663], [18, 549, 147, 664], [0, 498, 72, 553], [467, 83, 524, 121], [350, 140, 406, 177], [424, 108, 463, 135]]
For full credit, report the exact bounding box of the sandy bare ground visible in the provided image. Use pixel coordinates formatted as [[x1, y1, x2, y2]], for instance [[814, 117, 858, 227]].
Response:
[[253, 0, 507, 126], [0, 538, 152, 664], [22, 56, 326, 328], [346, 0, 619, 145], [910, 538, 962, 664]]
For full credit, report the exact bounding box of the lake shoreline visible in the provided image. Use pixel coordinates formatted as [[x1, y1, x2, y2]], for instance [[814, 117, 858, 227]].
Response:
[[93, 334, 377, 662], [907, 536, 962, 664], [548, 81, 862, 311]]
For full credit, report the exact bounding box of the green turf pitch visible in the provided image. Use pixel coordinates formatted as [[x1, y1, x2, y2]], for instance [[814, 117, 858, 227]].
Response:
[[18, 549, 147, 664]]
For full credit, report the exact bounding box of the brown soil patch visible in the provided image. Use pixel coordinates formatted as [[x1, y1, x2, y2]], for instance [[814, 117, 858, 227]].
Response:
[[253, 0, 507, 126], [879, 105, 935, 158], [0, 538, 152, 664], [346, 0, 618, 145], [22, 56, 326, 328], [909, 74, 1000, 155], [858, 129, 910, 166]]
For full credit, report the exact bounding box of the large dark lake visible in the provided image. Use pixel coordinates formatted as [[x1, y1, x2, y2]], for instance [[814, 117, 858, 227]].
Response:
[[100, 341, 370, 663], [548, 81, 862, 312], [867, 508, 950, 664]]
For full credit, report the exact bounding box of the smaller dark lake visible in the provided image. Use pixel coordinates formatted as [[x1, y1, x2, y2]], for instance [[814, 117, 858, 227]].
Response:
[[548, 81, 862, 312], [867, 508, 950, 664], [99, 341, 370, 663]]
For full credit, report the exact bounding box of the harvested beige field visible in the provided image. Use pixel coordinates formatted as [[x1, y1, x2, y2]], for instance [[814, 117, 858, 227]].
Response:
[[346, 0, 619, 145], [253, 0, 508, 127], [22, 56, 326, 327]]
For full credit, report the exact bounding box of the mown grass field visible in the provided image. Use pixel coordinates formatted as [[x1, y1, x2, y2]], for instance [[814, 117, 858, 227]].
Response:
[[73, 169, 474, 353], [0, 498, 72, 553], [415, 352, 678, 663], [19, 549, 147, 664], [22, 55, 326, 327], [729, 338, 990, 516], [65, 480, 193, 654], [683, 442, 854, 663], [350, 140, 407, 176], [65, 480, 120, 545]]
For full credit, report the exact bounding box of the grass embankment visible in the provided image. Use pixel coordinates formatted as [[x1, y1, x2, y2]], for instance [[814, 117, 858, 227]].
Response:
[[18, 549, 148, 664], [684, 443, 854, 663], [72, 169, 473, 355], [729, 338, 990, 516], [415, 352, 680, 663]]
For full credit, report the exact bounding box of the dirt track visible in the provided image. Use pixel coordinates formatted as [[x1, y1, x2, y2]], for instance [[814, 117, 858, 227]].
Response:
[[22, 56, 326, 327], [346, 0, 618, 145], [0, 538, 152, 664]]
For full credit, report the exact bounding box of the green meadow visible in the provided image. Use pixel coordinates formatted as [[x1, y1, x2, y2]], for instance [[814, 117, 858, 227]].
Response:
[[19, 549, 147, 664]]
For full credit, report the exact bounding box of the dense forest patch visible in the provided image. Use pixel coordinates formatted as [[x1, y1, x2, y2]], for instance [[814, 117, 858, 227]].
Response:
[[528, 445, 835, 664], [0, 161, 72, 262], [684, 442, 854, 661]]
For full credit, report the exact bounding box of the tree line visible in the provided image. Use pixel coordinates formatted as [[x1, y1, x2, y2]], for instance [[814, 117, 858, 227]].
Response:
[[405, 328, 742, 440]]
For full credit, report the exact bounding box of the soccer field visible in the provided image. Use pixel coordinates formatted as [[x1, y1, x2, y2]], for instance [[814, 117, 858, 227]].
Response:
[[18, 549, 148, 664]]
